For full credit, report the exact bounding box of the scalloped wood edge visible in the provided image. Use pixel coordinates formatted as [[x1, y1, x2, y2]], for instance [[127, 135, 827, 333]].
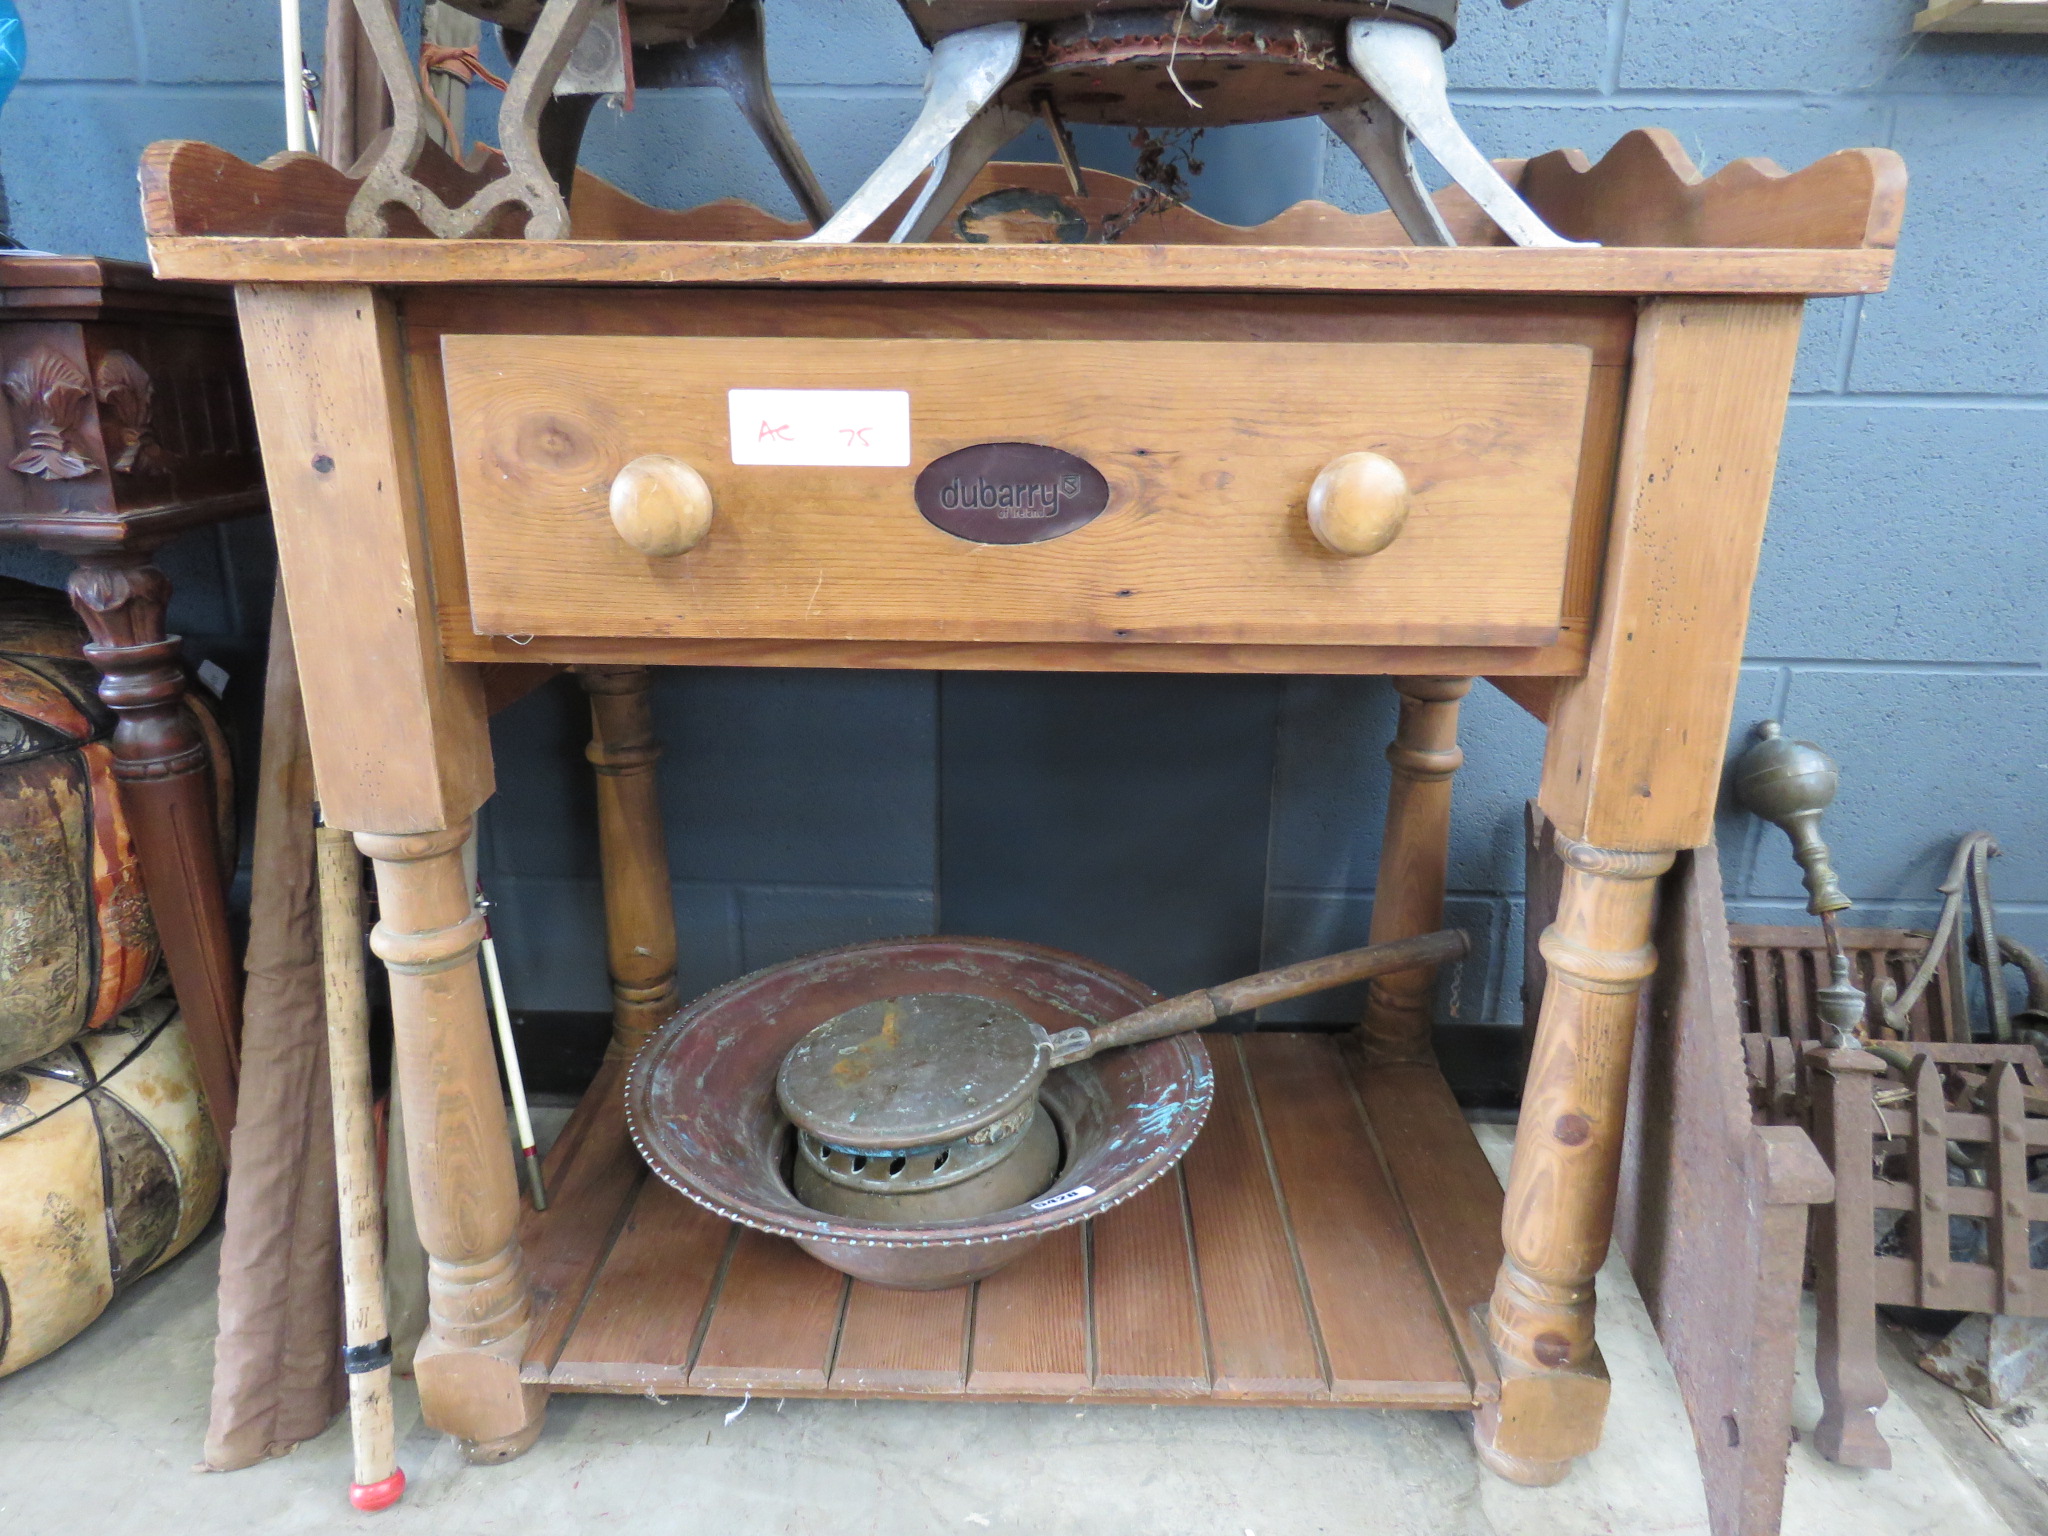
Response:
[[140, 138, 1447, 249], [141, 136, 530, 242], [1517, 128, 1906, 252], [142, 127, 1901, 253]]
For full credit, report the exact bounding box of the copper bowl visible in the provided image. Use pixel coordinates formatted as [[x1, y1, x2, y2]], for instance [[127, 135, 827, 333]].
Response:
[[625, 936, 1214, 1289]]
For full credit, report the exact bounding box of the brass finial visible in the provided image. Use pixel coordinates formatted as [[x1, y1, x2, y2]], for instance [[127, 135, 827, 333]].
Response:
[[1734, 721, 1851, 918]]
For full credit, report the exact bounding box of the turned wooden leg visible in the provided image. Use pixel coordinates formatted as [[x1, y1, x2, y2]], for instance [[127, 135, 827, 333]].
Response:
[[1475, 834, 1674, 1485], [1360, 676, 1470, 1066], [1807, 1047, 1892, 1467], [358, 822, 546, 1461], [67, 548, 241, 1145], [580, 666, 681, 1059]]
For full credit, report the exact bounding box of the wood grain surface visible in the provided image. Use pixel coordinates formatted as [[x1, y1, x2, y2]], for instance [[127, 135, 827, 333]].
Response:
[[1538, 297, 1807, 851], [831, 1279, 971, 1393], [143, 129, 1902, 264], [1178, 1039, 1325, 1397], [1244, 1034, 1468, 1400], [690, 1229, 848, 1391], [536, 1032, 1497, 1409], [236, 284, 491, 832], [516, 1058, 641, 1375], [550, 1178, 731, 1391], [967, 1225, 1091, 1394], [441, 333, 1592, 648], [160, 236, 1894, 293], [437, 629, 1591, 676], [1090, 1171, 1208, 1394]]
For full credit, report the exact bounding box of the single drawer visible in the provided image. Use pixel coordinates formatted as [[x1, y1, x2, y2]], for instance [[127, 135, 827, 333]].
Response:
[[441, 334, 1594, 648]]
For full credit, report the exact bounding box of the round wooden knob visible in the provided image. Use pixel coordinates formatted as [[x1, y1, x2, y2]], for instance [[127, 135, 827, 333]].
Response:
[[609, 454, 713, 557], [1306, 452, 1410, 557]]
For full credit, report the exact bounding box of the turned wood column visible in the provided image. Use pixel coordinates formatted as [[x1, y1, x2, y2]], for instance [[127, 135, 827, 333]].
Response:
[[67, 547, 241, 1143], [1360, 676, 1470, 1066], [1474, 834, 1673, 1486], [579, 666, 681, 1059], [358, 821, 547, 1460]]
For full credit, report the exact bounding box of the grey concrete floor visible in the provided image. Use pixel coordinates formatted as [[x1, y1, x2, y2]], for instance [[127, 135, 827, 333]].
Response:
[[0, 1126, 2031, 1535]]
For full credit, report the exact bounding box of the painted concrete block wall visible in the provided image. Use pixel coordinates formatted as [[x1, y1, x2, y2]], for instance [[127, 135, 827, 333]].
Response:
[[3, 0, 2044, 1027]]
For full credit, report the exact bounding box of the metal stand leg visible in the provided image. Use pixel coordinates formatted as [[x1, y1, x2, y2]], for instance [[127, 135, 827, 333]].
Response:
[[1342, 18, 1587, 250], [1321, 98, 1454, 247], [637, 0, 833, 228], [890, 103, 1033, 243], [803, 22, 1024, 244]]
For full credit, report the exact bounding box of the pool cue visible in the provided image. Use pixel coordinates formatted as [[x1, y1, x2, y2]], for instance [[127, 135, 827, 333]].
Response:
[[316, 820, 406, 1512]]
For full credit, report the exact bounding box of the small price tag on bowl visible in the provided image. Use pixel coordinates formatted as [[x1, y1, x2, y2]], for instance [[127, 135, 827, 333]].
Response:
[[728, 388, 911, 468], [1029, 1184, 1096, 1212]]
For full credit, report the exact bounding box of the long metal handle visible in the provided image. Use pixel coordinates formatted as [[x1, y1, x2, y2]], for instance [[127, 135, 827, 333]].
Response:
[[1067, 928, 1469, 1061]]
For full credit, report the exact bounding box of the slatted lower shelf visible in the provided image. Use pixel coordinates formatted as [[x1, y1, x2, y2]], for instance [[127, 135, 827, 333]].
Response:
[[519, 1032, 1505, 1409]]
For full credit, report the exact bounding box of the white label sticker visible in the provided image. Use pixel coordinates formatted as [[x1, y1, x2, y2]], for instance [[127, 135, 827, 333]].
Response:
[[728, 388, 911, 468], [196, 659, 230, 697], [1029, 1184, 1097, 1212]]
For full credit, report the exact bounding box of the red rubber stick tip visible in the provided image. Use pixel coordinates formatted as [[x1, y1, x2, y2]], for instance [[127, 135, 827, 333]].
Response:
[[349, 1469, 407, 1512]]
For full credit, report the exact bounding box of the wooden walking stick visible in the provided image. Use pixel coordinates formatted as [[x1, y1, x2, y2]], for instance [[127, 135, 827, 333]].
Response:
[[316, 821, 406, 1512]]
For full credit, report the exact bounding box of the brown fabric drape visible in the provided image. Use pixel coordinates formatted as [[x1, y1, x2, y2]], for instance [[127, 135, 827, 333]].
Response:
[[204, 0, 390, 1467], [202, 585, 345, 1470]]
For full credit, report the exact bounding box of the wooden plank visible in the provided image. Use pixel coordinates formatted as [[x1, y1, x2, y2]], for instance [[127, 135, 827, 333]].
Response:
[[1780, 948, 1813, 1040], [966, 1225, 1090, 1394], [1519, 132, 1906, 253], [518, 1058, 643, 1373], [439, 628, 1593, 678], [1916, 0, 2048, 34], [1617, 842, 1837, 1528], [155, 236, 1896, 295], [1181, 1037, 1325, 1397], [831, 1281, 971, 1394], [1090, 1170, 1209, 1396], [1246, 1035, 1469, 1402], [441, 334, 1590, 651], [143, 132, 1904, 255], [234, 282, 491, 831], [1755, 948, 1786, 1036], [506, 1035, 1509, 1408], [1489, 676, 1560, 723], [1538, 296, 1807, 850], [1911, 1055, 1951, 1309], [1350, 1059, 1506, 1397], [551, 1181, 732, 1391], [403, 281, 1641, 358], [691, 1231, 848, 1391]]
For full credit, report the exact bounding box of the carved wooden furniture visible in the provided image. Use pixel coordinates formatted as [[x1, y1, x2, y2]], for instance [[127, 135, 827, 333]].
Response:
[[0, 258, 265, 1145], [143, 127, 1903, 1486]]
